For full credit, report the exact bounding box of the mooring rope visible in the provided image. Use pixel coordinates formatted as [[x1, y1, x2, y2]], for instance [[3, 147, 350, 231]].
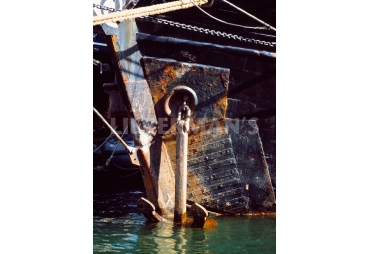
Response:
[[93, 126, 117, 153], [219, 0, 276, 31], [189, 0, 268, 30], [93, 0, 208, 26]]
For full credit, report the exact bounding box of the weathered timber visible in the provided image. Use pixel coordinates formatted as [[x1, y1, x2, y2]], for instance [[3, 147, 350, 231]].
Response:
[[105, 19, 177, 216]]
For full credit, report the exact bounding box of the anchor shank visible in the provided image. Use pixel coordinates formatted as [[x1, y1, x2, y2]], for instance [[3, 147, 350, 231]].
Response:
[[174, 119, 189, 224]]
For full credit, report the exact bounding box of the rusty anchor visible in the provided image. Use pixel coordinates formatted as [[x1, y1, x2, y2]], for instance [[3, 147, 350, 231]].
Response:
[[170, 87, 217, 228]]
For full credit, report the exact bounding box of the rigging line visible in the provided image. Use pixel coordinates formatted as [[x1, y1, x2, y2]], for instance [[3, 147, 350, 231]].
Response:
[[93, 3, 269, 31], [112, 162, 140, 170], [93, 126, 117, 153], [219, 0, 276, 31], [93, 0, 208, 26], [119, 169, 141, 177], [93, 107, 133, 153], [105, 126, 128, 166], [189, 0, 268, 30]]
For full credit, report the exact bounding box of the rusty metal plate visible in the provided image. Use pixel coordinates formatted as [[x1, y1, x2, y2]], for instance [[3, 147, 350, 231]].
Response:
[[186, 127, 246, 213], [227, 119, 275, 212], [139, 57, 274, 214], [161, 120, 248, 213], [142, 56, 229, 132]]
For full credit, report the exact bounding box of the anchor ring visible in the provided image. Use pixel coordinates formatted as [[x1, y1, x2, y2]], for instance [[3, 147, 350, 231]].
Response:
[[164, 86, 198, 117]]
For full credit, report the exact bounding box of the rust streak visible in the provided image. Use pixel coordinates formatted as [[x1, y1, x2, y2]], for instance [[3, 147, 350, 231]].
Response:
[[151, 66, 177, 103], [203, 218, 217, 229], [163, 65, 177, 79], [215, 96, 228, 118]]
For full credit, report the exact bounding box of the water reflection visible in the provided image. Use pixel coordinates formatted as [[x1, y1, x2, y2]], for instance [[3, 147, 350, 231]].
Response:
[[93, 190, 275, 253], [154, 221, 176, 253], [149, 220, 213, 253]]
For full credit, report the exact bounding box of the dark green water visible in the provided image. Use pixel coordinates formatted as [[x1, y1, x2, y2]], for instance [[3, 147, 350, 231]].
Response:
[[93, 190, 276, 254]]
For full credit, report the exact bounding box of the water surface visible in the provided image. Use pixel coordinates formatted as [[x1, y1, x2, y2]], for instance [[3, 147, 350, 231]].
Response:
[[93, 190, 275, 253]]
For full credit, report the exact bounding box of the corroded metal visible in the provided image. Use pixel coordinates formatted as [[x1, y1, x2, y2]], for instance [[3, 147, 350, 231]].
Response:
[[227, 119, 276, 212], [95, 0, 276, 219], [185, 127, 247, 213], [137, 197, 166, 222], [142, 57, 275, 214], [142, 57, 232, 215], [142, 56, 229, 132], [164, 86, 198, 117], [106, 26, 275, 214], [189, 203, 218, 229]]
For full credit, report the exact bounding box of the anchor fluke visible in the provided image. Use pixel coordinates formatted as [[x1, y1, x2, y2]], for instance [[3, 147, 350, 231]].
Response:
[[189, 203, 217, 229], [137, 197, 166, 222]]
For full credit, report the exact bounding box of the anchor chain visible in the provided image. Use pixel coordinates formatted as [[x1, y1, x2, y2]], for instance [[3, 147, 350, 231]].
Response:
[[177, 99, 191, 133], [93, 4, 276, 47]]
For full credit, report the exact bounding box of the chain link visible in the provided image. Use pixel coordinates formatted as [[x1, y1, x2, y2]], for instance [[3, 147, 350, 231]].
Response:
[[93, 3, 119, 13], [93, 4, 276, 47]]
